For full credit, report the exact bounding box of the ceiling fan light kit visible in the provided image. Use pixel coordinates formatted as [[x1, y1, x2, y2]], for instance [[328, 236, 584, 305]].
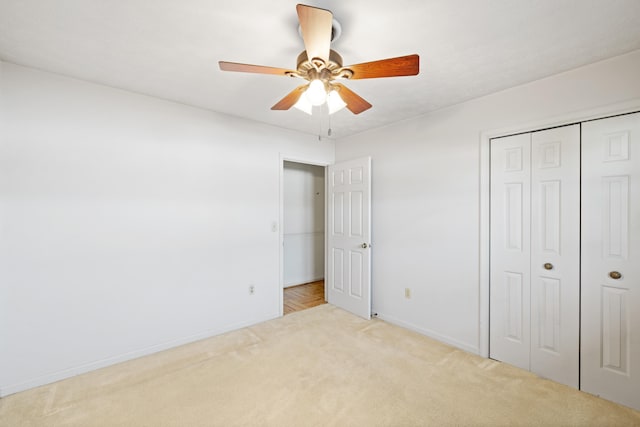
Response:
[[218, 4, 420, 116], [293, 87, 347, 116]]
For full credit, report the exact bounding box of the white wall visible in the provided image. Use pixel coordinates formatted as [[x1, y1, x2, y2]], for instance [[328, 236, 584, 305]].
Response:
[[335, 49, 640, 354], [0, 62, 334, 396], [283, 162, 325, 287], [3, 49, 640, 397]]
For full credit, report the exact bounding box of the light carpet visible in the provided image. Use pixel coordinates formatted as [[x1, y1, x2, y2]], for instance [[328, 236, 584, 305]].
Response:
[[1, 304, 639, 426]]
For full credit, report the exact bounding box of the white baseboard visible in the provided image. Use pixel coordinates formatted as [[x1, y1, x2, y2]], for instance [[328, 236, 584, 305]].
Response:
[[283, 276, 324, 288], [375, 312, 480, 355], [0, 312, 279, 398]]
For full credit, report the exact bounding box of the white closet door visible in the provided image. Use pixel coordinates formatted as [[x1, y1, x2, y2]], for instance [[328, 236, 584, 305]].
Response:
[[530, 125, 580, 388], [582, 112, 640, 411], [490, 126, 580, 388], [490, 133, 532, 371]]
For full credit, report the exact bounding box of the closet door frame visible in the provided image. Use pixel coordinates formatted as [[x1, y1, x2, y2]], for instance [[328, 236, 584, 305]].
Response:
[[479, 100, 640, 359]]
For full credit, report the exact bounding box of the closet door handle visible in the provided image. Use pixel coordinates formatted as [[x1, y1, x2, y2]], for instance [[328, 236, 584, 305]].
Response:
[[609, 271, 622, 280], [543, 263, 553, 270]]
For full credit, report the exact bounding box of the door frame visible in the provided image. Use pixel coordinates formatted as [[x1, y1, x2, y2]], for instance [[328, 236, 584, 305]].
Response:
[[478, 99, 640, 358], [278, 154, 330, 317]]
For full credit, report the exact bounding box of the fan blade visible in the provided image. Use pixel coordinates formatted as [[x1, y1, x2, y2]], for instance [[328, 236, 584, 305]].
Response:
[[219, 61, 294, 76], [296, 4, 332, 64], [342, 54, 419, 80], [333, 83, 372, 114], [271, 85, 308, 110]]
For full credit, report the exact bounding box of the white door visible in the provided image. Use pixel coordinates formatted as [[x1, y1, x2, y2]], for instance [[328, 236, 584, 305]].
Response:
[[581, 112, 640, 411], [490, 125, 580, 388], [490, 132, 532, 371], [327, 157, 371, 319], [530, 125, 580, 388]]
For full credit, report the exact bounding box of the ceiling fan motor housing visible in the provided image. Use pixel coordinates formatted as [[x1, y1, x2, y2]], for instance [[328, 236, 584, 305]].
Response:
[[290, 49, 353, 81]]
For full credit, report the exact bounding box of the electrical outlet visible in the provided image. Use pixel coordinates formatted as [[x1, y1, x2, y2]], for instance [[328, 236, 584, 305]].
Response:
[[404, 288, 411, 299], [249, 285, 255, 295]]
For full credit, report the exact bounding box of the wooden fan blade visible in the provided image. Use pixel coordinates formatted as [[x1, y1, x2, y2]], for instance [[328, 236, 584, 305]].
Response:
[[343, 54, 420, 80], [219, 61, 294, 76], [296, 4, 332, 64], [271, 85, 309, 110], [333, 83, 372, 114]]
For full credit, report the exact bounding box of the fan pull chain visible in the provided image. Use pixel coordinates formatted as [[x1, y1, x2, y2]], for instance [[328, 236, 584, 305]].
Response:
[[318, 106, 323, 140]]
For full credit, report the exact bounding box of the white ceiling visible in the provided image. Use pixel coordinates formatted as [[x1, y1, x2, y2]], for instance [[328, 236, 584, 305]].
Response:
[[1, 0, 640, 138]]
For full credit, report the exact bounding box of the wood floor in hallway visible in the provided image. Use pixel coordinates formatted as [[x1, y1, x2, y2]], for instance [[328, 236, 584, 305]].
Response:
[[283, 280, 325, 315]]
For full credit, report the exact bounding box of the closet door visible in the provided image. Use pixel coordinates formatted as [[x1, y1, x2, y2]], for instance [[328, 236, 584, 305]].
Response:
[[530, 125, 580, 388], [490, 133, 531, 371], [582, 112, 640, 411], [490, 125, 580, 388]]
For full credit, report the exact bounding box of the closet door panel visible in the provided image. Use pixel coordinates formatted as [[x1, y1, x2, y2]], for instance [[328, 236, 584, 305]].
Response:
[[490, 133, 531, 371], [582, 112, 640, 411], [530, 125, 580, 388]]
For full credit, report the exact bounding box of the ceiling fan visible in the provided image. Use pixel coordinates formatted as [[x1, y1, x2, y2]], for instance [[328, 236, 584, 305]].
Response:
[[218, 4, 419, 115]]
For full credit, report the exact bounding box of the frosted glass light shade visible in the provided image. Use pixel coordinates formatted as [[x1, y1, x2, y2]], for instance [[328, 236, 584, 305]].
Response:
[[293, 93, 313, 115], [305, 80, 327, 106], [327, 90, 347, 114]]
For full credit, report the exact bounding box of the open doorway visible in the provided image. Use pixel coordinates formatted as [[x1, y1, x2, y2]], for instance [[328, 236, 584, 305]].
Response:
[[282, 161, 326, 315]]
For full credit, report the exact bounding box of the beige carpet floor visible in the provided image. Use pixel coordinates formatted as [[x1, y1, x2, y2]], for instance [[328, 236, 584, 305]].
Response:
[[1, 304, 639, 427]]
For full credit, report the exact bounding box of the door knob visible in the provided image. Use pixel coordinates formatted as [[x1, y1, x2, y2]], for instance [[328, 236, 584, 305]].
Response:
[[543, 263, 553, 270], [361, 243, 369, 249], [609, 271, 622, 280]]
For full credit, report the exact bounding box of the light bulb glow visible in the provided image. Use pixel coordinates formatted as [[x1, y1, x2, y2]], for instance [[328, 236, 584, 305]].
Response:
[[327, 90, 347, 114], [293, 93, 313, 115], [305, 80, 327, 106]]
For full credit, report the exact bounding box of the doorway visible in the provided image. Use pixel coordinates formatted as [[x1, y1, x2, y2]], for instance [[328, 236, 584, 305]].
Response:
[[282, 161, 326, 314]]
